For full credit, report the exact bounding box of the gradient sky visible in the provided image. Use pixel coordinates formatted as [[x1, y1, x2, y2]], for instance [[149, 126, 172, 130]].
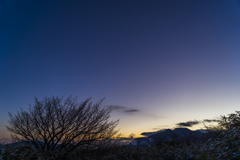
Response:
[[1, 0, 240, 138]]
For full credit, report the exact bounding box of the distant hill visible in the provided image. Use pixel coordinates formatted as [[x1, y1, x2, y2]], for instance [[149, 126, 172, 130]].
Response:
[[130, 128, 210, 146]]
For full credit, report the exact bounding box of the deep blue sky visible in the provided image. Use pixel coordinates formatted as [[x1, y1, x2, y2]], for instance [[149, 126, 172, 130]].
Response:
[[1, 0, 240, 138]]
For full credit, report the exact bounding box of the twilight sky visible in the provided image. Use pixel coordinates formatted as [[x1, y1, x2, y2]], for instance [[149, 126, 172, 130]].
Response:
[[1, 0, 240, 138]]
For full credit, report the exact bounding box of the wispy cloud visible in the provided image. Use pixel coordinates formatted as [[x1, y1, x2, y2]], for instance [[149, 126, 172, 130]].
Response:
[[175, 118, 219, 128], [203, 119, 219, 123], [124, 109, 139, 113], [105, 105, 159, 118], [105, 105, 140, 115], [106, 105, 126, 111], [105, 105, 137, 114], [176, 120, 200, 127]]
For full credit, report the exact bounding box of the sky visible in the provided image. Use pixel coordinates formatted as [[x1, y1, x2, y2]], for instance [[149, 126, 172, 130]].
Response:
[[1, 0, 240, 139]]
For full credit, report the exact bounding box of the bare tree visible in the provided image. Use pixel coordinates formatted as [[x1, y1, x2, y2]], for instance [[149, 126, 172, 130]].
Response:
[[6, 96, 119, 159]]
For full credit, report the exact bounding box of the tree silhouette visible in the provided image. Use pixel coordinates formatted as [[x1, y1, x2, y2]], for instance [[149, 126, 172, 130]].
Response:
[[6, 96, 119, 159], [219, 111, 240, 130]]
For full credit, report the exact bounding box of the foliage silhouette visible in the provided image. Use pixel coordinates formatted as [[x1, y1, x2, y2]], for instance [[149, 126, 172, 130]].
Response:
[[6, 96, 119, 159]]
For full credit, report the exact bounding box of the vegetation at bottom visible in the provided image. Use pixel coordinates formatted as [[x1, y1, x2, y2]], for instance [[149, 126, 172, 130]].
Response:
[[1, 129, 240, 160], [2, 96, 240, 159]]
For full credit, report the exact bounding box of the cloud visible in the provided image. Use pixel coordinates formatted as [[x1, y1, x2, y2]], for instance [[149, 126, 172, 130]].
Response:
[[124, 109, 139, 113], [105, 105, 139, 114], [203, 119, 219, 123], [105, 105, 126, 111], [176, 120, 200, 127], [105, 105, 159, 118]]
